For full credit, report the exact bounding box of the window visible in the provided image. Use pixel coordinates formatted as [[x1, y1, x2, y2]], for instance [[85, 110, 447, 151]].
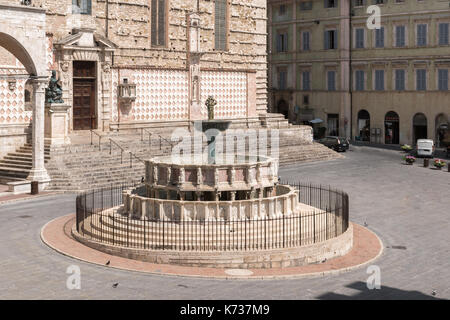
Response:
[[276, 32, 288, 52], [302, 32, 310, 51], [375, 27, 384, 48], [354, 0, 364, 6], [395, 25, 406, 47], [374, 0, 384, 4], [355, 28, 364, 48], [416, 69, 427, 91], [375, 70, 384, 91], [325, 0, 337, 8], [327, 71, 336, 91], [438, 69, 448, 91], [395, 0, 405, 3], [151, 0, 167, 47], [300, 1, 313, 10], [416, 24, 427, 47], [72, 0, 91, 14], [355, 70, 365, 91], [302, 71, 311, 91], [439, 23, 449, 45], [279, 4, 286, 16], [395, 69, 406, 91], [215, 0, 228, 51], [278, 68, 287, 90], [324, 30, 338, 50]]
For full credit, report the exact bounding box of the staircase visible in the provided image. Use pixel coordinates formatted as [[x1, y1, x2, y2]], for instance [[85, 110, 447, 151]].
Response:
[[0, 143, 50, 184]]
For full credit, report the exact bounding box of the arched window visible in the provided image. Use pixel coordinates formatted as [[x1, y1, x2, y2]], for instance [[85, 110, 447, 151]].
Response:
[[384, 111, 400, 144], [151, 0, 167, 47], [412, 113, 428, 143], [357, 110, 370, 142], [215, 0, 228, 51]]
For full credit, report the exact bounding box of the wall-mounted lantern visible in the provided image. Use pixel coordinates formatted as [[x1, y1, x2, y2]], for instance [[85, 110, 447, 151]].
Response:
[[118, 78, 137, 101]]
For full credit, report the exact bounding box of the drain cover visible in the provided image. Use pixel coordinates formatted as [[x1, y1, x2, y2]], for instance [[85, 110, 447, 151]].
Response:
[[224, 269, 254, 276]]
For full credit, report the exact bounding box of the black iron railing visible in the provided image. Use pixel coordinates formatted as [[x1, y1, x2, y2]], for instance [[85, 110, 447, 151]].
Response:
[[76, 182, 349, 251]]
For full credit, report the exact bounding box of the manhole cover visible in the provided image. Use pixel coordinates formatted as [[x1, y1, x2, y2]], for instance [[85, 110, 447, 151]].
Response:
[[224, 269, 254, 276]]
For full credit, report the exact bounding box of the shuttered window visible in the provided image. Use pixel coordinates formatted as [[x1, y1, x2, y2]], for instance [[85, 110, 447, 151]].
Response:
[[416, 69, 427, 91], [151, 0, 166, 46], [327, 71, 336, 91], [439, 23, 449, 45], [374, 70, 384, 91], [395, 69, 406, 91], [324, 30, 338, 49], [375, 27, 384, 48], [302, 32, 310, 51], [215, 0, 228, 51], [355, 70, 365, 91], [355, 28, 364, 48], [302, 71, 311, 91], [395, 26, 406, 47], [417, 24, 427, 47], [438, 69, 448, 91], [276, 32, 288, 52], [72, 0, 91, 15]]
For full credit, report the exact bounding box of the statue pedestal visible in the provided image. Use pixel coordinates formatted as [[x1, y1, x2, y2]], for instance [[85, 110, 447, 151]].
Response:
[[44, 103, 71, 146]]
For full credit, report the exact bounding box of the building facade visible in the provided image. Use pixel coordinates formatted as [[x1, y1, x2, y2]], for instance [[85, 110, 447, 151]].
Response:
[[0, 0, 268, 161], [268, 0, 450, 146]]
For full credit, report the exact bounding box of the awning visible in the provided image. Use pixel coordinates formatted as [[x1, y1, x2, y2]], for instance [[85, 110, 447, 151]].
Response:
[[309, 118, 323, 124]]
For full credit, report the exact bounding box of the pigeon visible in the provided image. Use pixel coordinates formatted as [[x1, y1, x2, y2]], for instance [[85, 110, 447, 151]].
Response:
[[432, 290, 437, 296], [364, 222, 368, 227], [112, 283, 119, 288], [105, 260, 110, 266], [321, 258, 327, 263]]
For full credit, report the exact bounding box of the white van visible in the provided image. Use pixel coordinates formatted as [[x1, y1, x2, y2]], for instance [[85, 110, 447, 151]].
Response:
[[416, 139, 434, 158]]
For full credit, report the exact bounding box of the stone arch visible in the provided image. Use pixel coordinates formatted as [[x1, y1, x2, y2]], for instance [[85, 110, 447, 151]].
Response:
[[357, 109, 370, 142], [0, 32, 37, 76], [435, 113, 449, 148], [384, 111, 399, 144], [412, 113, 428, 143]]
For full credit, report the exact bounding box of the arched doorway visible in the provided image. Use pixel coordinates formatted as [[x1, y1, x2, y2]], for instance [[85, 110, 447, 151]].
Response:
[[435, 113, 449, 148], [357, 109, 370, 142], [277, 99, 289, 119], [385, 111, 399, 144], [413, 113, 428, 144]]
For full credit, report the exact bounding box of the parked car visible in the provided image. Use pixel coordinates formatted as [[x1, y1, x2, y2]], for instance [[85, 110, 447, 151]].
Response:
[[416, 139, 435, 158], [319, 136, 349, 152]]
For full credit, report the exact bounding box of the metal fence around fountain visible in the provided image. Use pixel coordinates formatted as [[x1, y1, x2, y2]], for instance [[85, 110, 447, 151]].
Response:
[[75, 182, 349, 251]]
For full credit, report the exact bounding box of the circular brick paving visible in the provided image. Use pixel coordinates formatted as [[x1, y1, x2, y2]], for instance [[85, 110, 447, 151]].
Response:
[[41, 214, 383, 280]]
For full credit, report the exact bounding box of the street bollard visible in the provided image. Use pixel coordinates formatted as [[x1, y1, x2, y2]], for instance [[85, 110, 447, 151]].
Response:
[[423, 158, 429, 168], [31, 181, 39, 195]]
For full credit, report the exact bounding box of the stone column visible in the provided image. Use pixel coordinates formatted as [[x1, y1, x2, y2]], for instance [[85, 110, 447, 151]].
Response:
[[27, 79, 50, 182]]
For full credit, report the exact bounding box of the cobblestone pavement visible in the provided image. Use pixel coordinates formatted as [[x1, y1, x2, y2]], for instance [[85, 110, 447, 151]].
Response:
[[0, 146, 449, 300]]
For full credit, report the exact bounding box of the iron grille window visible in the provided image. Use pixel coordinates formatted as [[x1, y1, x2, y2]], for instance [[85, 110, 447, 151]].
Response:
[[215, 0, 228, 51], [72, 0, 91, 15], [327, 71, 336, 91], [355, 28, 364, 48], [374, 70, 385, 91], [151, 0, 167, 46], [395, 25, 406, 47], [395, 69, 405, 91], [439, 23, 449, 45], [416, 24, 427, 47], [438, 69, 448, 91], [416, 69, 427, 91], [355, 70, 365, 91], [375, 27, 384, 48]]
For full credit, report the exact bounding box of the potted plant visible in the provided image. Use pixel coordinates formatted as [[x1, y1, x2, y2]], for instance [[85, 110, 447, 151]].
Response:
[[401, 144, 413, 152], [433, 159, 446, 170], [404, 155, 416, 165]]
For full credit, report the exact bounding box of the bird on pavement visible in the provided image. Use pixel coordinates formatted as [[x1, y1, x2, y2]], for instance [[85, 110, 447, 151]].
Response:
[[112, 283, 119, 288], [106, 260, 110, 266]]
